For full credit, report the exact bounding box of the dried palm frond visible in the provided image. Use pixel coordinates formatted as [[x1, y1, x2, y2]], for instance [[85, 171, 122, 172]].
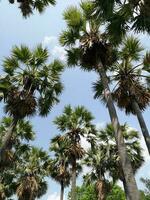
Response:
[[80, 32, 116, 70], [16, 175, 38, 200], [113, 80, 150, 114], [5, 89, 37, 119]]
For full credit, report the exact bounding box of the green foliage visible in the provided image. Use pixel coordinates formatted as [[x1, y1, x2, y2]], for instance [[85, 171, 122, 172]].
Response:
[[120, 36, 144, 61], [54, 105, 94, 132], [68, 183, 126, 200], [63, 6, 83, 29], [141, 178, 150, 195], [68, 184, 97, 200], [143, 52, 150, 72], [93, 0, 150, 42], [106, 185, 125, 200], [0, 45, 64, 118], [0, 117, 49, 199], [83, 123, 143, 188], [8, 0, 56, 17]]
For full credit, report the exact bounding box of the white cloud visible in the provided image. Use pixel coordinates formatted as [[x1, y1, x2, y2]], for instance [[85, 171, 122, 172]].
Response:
[[96, 122, 106, 129], [81, 165, 91, 176], [52, 45, 66, 62], [81, 136, 90, 151], [42, 35, 66, 61], [42, 36, 57, 47], [47, 192, 60, 200]]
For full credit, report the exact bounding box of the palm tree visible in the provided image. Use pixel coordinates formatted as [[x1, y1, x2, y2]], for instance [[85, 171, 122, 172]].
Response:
[[59, 1, 139, 199], [16, 147, 48, 200], [84, 123, 144, 200], [49, 135, 71, 200], [83, 147, 111, 200], [8, 0, 56, 17], [92, 0, 150, 44], [98, 124, 144, 200], [0, 117, 35, 169], [107, 36, 150, 154], [54, 105, 95, 200], [0, 117, 36, 199], [0, 45, 64, 162]]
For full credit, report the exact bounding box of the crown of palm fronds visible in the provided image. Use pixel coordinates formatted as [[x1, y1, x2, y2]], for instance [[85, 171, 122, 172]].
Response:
[[60, 1, 117, 71], [84, 123, 144, 184], [5, 89, 37, 119], [0, 149, 14, 169], [65, 143, 85, 161], [16, 175, 38, 199], [112, 80, 150, 114], [50, 160, 71, 186], [9, 0, 56, 17], [0, 45, 64, 119], [92, 0, 150, 44]]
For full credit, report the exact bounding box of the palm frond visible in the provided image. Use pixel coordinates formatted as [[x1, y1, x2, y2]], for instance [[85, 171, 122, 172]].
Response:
[[63, 6, 83, 29]]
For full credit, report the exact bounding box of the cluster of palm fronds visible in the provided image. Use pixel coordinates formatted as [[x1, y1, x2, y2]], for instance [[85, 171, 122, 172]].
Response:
[[0, 0, 150, 200]]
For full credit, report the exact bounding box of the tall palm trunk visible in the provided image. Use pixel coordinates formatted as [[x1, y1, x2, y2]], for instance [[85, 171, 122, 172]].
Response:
[[97, 63, 139, 200], [0, 117, 18, 162], [71, 160, 76, 200], [97, 179, 106, 200], [60, 181, 64, 200], [132, 100, 150, 154], [122, 177, 130, 200], [29, 194, 34, 200]]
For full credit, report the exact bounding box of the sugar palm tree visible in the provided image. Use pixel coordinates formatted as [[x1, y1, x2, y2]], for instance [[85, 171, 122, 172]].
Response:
[[49, 135, 71, 200], [84, 123, 144, 200], [98, 124, 144, 200], [0, 45, 64, 162], [92, 0, 150, 44], [109, 36, 150, 154], [0, 117, 36, 199], [8, 0, 56, 17], [16, 147, 48, 200], [59, 1, 139, 199], [83, 147, 111, 200], [54, 105, 95, 200], [0, 117, 35, 169]]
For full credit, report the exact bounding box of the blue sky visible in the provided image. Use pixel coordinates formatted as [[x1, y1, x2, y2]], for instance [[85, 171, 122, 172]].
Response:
[[0, 1, 150, 199]]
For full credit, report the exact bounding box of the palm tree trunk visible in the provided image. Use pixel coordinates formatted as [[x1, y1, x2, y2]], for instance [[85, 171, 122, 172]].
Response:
[[0, 117, 18, 162], [60, 181, 64, 200], [97, 179, 106, 200], [29, 194, 34, 200], [71, 160, 76, 200], [132, 100, 150, 154], [97, 64, 139, 200], [122, 177, 130, 200]]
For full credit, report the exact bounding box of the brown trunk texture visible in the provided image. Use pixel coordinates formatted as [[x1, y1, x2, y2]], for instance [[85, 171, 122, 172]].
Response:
[[98, 65, 140, 200]]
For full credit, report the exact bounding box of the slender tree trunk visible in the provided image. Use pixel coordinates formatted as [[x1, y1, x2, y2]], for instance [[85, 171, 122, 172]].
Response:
[[132, 100, 150, 154], [0, 118, 18, 162], [71, 160, 76, 200], [97, 179, 106, 200], [29, 194, 34, 200], [122, 177, 130, 200], [60, 181, 64, 200], [97, 64, 140, 200]]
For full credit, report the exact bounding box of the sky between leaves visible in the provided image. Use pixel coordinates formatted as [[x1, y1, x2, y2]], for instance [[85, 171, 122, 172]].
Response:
[[0, 1, 150, 200]]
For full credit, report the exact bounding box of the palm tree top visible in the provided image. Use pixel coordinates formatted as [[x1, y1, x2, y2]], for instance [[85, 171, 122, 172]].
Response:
[[8, 0, 56, 18], [60, 1, 117, 72], [84, 123, 144, 185], [93, 36, 150, 113], [92, 0, 150, 44], [54, 105, 94, 132], [0, 45, 64, 118]]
